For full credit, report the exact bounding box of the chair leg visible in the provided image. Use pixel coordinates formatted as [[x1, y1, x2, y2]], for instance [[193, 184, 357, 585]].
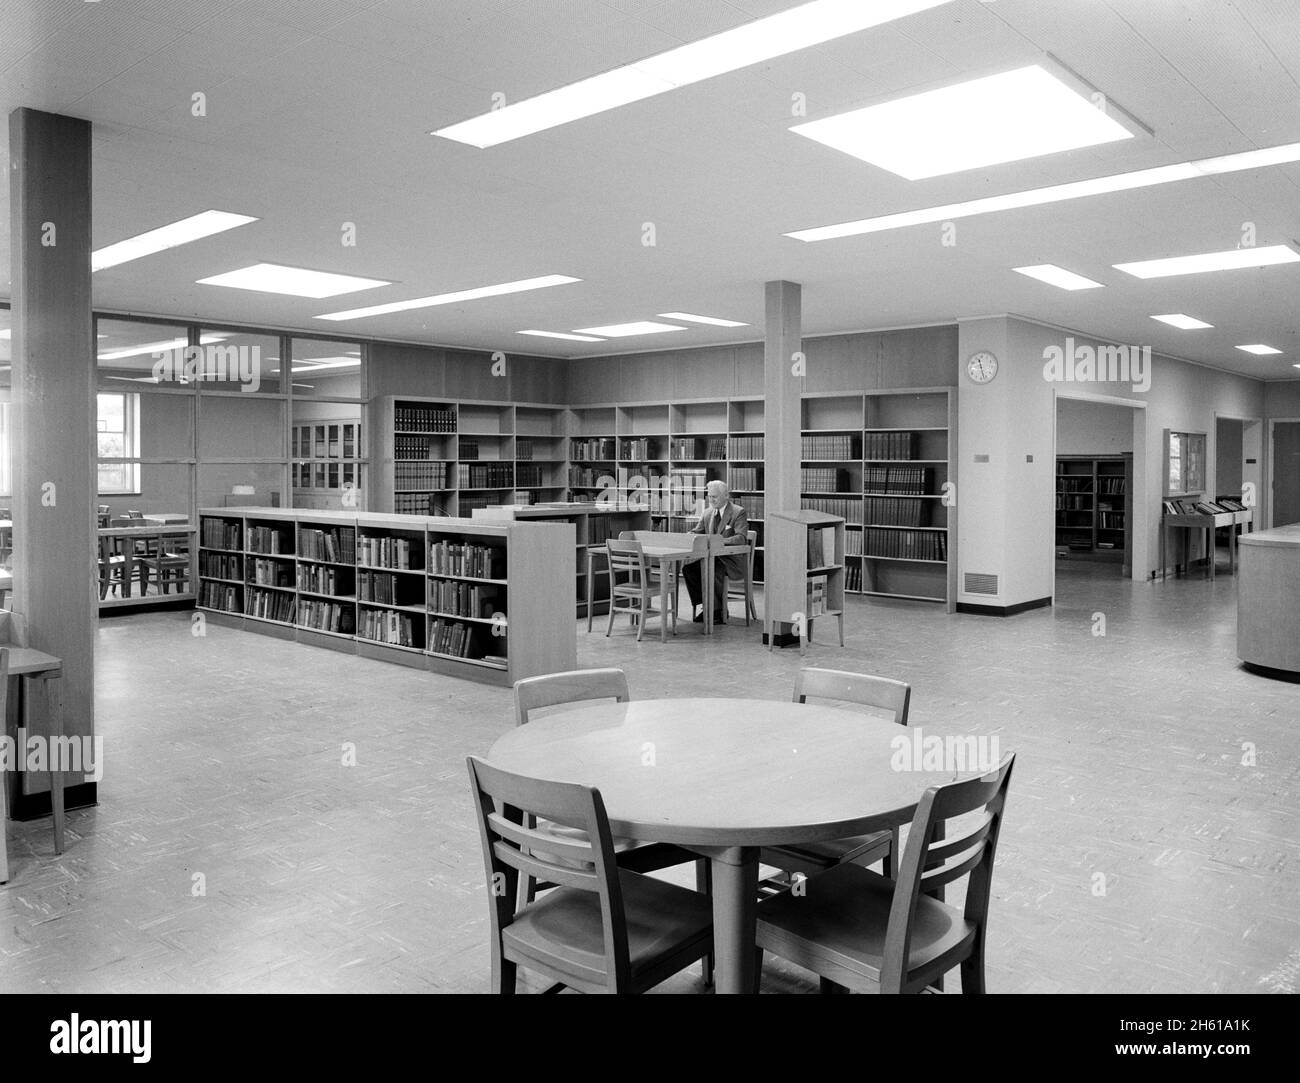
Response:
[[960, 946, 986, 994], [492, 953, 517, 994], [606, 594, 617, 637]]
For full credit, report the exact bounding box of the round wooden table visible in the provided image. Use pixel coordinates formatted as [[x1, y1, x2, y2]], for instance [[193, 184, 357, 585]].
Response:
[[487, 697, 961, 993]]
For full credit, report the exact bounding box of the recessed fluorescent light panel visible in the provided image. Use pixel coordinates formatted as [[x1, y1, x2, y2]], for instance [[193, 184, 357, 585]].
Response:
[[97, 334, 227, 362], [786, 140, 1300, 241], [317, 275, 580, 321], [1013, 264, 1104, 291], [571, 322, 686, 338], [1114, 245, 1300, 279], [1151, 314, 1213, 330], [92, 210, 258, 272], [432, 0, 954, 147], [1236, 344, 1282, 355], [197, 262, 391, 299], [518, 330, 606, 342], [791, 65, 1134, 179], [656, 312, 749, 327]]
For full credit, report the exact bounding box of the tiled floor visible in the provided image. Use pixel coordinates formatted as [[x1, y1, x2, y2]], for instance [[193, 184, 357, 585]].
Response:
[[1, 556, 1296, 993]]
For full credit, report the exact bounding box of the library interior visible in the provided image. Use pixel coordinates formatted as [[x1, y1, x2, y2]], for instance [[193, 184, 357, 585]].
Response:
[[1, 0, 1299, 997]]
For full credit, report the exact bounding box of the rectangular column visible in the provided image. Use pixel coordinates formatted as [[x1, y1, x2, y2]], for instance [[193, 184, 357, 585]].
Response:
[[763, 280, 802, 639], [9, 107, 97, 814]]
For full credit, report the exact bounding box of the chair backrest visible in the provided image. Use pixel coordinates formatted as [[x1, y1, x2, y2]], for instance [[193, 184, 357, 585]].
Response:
[[513, 667, 629, 728], [127, 510, 144, 519], [881, 753, 1016, 993], [792, 667, 911, 725], [98, 505, 110, 515], [467, 755, 631, 992], [606, 538, 647, 584]]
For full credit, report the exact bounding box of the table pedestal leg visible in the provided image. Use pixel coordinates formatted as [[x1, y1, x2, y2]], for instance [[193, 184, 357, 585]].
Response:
[[702, 845, 758, 993], [659, 557, 670, 643], [704, 554, 713, 636], [48, 676, 64, 855]]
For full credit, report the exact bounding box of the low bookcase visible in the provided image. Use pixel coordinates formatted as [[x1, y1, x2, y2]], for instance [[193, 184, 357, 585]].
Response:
[[197, 507, 575, 686]]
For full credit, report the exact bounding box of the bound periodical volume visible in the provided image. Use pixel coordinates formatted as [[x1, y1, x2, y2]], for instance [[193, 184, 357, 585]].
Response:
[[620, 437, 658, 460], [297, 598, 355, 634], [671, 437, 726, 460], [801, 434, 858, 459], [863, 496, 926, 527], [457, 462, 513, 488], [201, 519, 241, 550], [395, 461, 450, 490], [394, 434, 444, 459], [864, 432, 918, 460], [570, 465, 611, 488], [729, 435, 763, 459], [358, 608, 416, 647], [250, 558, 293, 587], [395, 494, 439, 514], [200, 581, 241, 612], [845, 562, 862, 592], [729, 466, 761, 491], [297, 563, 351, 596], [298, 527, 356, 564], [429, 578, 502, 619], [516, 438, 533, 461], [358, 534, 416, 569], [845, 529, 863, 556], [802, 496, 863, 524], [515, 464, 545, 487], [199, 553, 241, 580], [860, 528, 946, 561], [395, 402, 455, 432], [572, 437, 616, 461], [801, 467, 846, 492], [358, 570, 407, 605], [864, 465, 930, 495], [247, 525, 290, 554], [430, 541, 502, 579], [246, 587, 294, 622]]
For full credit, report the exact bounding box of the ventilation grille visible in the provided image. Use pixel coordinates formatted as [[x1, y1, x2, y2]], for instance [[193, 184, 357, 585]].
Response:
[[963, 572, 999, 596]]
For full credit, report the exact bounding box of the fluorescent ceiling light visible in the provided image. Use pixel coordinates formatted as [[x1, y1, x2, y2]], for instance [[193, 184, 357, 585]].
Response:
[[316, 275, 581, 321], [1114, 245, 1300, 279], [518, 330, 606, 342], [787, 140, 1300, 241], [1151, 313, 1213, 330], [286, 356, 362, 373], [656, 312, 749, 327], [198, 262, 391, 299], [572, 321, 687, 338], [97, 334, 226, 362], [92, 210, 258, 272], [0, 330, 9, 339], [432, 0, 954, 147], [1013, 264, 1104, 291], [792, 65, 1133, 179], [1236, 344, 1282, 355]]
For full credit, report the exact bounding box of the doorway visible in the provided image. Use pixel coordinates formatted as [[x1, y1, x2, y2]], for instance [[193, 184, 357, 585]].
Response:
[[1270, 419, 1300, 528], [1216, 414, 1262, 568]]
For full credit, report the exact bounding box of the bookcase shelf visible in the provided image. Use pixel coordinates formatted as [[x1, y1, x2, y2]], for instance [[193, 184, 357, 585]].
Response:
[[197, 508, 575, 686], [765, 511, 846, 653], [1056, 455, 1131, 568]]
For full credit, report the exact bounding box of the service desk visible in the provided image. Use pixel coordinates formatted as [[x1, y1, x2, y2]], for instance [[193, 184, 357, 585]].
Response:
[[1238, 523, 1300, 674]]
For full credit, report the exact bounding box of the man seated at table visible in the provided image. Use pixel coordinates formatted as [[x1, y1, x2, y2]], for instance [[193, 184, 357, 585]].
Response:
[[684, 481, 749, 624]]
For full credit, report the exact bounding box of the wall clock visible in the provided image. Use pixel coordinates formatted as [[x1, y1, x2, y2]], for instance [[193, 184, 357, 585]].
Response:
[[966, 351, 998, 384]]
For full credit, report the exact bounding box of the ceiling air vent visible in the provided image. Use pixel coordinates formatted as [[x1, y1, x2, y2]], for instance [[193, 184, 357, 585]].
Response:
[[963, 572, 999, 596]]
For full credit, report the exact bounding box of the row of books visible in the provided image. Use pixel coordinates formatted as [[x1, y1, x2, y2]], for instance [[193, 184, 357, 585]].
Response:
[[358, 571, 415, 605], [429, 617, 481, 658], [430, 541, 502, 579], [806, 526, 839, 569], [863, 497, 927, 527], [299, 527, 355, 564], [802, 434, 858, 460], [298, 563, 351, 596], [429, 580, 501, 619], [801, 467, 847, 492], [200, 582, 241, 612], [620, 438, 660, 460], [201, 520, 241, 550], [672, 437, 728, 460], [459, 439, 480, 461], [297, 599, 355, 634], [393, 434, 444, 459], [730, 435, 763, 459], [515, 464, 547, 487], [863, 431, 920, 461], [516, 438, 535, 461], [1057, 477, 1093, 493], [395, 461, 452, 489], [1098, 512, 1125, 530], [857, 528, 946, 561], [1097, 476, 1126, 494], [358, 609, 418, 647], [572, 437, 616, 461], [729, 467, 761, 491], [1163, 498, 1242, 517], [1057, 495, 1092, 511], [396, 403, 456, 432], [846, 530, 862, 556], [866, 466, 930, 495], [199, 553, 241, 580], [247, 525, 291, 555], [802, 497, 863, 524], [394, 493, 439, 514], [358, 534, 416, 570], [457, 463, 514, 488], [247, 587, 295, 622], [250, 558, 293, 587], [806, 575, 829, 617], [845, 562, 863, 592]]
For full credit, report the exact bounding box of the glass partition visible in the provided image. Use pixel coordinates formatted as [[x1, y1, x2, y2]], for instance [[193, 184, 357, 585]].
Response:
[[198, 396, 285, 459], [290, 400, 364, 510], [198, 462, 286, 511], [288, 337, 364, 399], [196, 329, 283, 395], [96, 317, 193, 390]]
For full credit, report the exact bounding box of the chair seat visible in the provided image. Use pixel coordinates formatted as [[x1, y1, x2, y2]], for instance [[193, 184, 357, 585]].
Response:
[[504, 869, 712, 984], [762, 829, 892, 870], [756, 862, 975, 988]]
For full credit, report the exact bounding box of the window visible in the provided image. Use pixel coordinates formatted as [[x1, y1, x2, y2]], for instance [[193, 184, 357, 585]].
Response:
[[97, 391, 141, 494]]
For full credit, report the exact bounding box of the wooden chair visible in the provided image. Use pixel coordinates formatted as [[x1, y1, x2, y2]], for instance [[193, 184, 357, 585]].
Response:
[[139, 532, 191, 595], [98, 528, 147, 599], [755, 753, 1016, 994], [760, 669, 912, 888], [467, 755, 713, 993], [720, 529, 758, 626], [605, 538, 675, 641]]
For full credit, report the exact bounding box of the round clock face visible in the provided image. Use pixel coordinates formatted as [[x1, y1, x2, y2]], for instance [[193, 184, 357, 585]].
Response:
[[967, 351, 998, 383]]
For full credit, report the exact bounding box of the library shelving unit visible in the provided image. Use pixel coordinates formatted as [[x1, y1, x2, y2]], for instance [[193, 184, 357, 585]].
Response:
[[765, 510, 845, 653], [800, 389, 956, 611], [376, 396, 570, 518], [471, 502, 651, 617], [1056, 455, 1132, 568], [197, 508, 575, 686], [292, 416, 363, 510]]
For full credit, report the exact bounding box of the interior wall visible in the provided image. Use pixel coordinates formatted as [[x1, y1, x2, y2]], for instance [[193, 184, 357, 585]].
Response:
[[1057, 399, 1135, 455], [1216, 418, 1243, 498]]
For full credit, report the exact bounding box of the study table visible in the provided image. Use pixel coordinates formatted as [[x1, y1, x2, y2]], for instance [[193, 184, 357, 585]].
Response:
[[0, 646, 65, 884], [487, 698, 961, 992], [586, 531, 728, 640]]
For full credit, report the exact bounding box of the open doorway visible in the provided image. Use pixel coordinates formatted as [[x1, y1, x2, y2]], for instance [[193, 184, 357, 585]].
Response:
[[1054, 395, 1144, 592], [1269, 418, 1300, 528], [1215, 414, 1262, 571]]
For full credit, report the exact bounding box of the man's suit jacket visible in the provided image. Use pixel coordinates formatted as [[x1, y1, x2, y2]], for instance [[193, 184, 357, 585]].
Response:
[[691, 501, 750, 576]]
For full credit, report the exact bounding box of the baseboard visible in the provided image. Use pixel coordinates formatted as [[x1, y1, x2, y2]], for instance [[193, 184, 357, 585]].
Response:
[[10, 781, 97, 821], [957, 597, 1052, 617]]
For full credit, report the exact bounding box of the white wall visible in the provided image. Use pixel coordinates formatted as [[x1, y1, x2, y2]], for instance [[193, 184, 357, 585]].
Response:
[[1057, 399, 1134, 455]]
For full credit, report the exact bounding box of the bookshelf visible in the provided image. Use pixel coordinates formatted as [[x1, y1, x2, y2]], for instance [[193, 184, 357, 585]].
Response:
[[800, 389, 955, 610], [197, 508, 575, 686], [765, 510, 845, 653], [1055, 455, 1132, 569], [291, 417, 363, 509]]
